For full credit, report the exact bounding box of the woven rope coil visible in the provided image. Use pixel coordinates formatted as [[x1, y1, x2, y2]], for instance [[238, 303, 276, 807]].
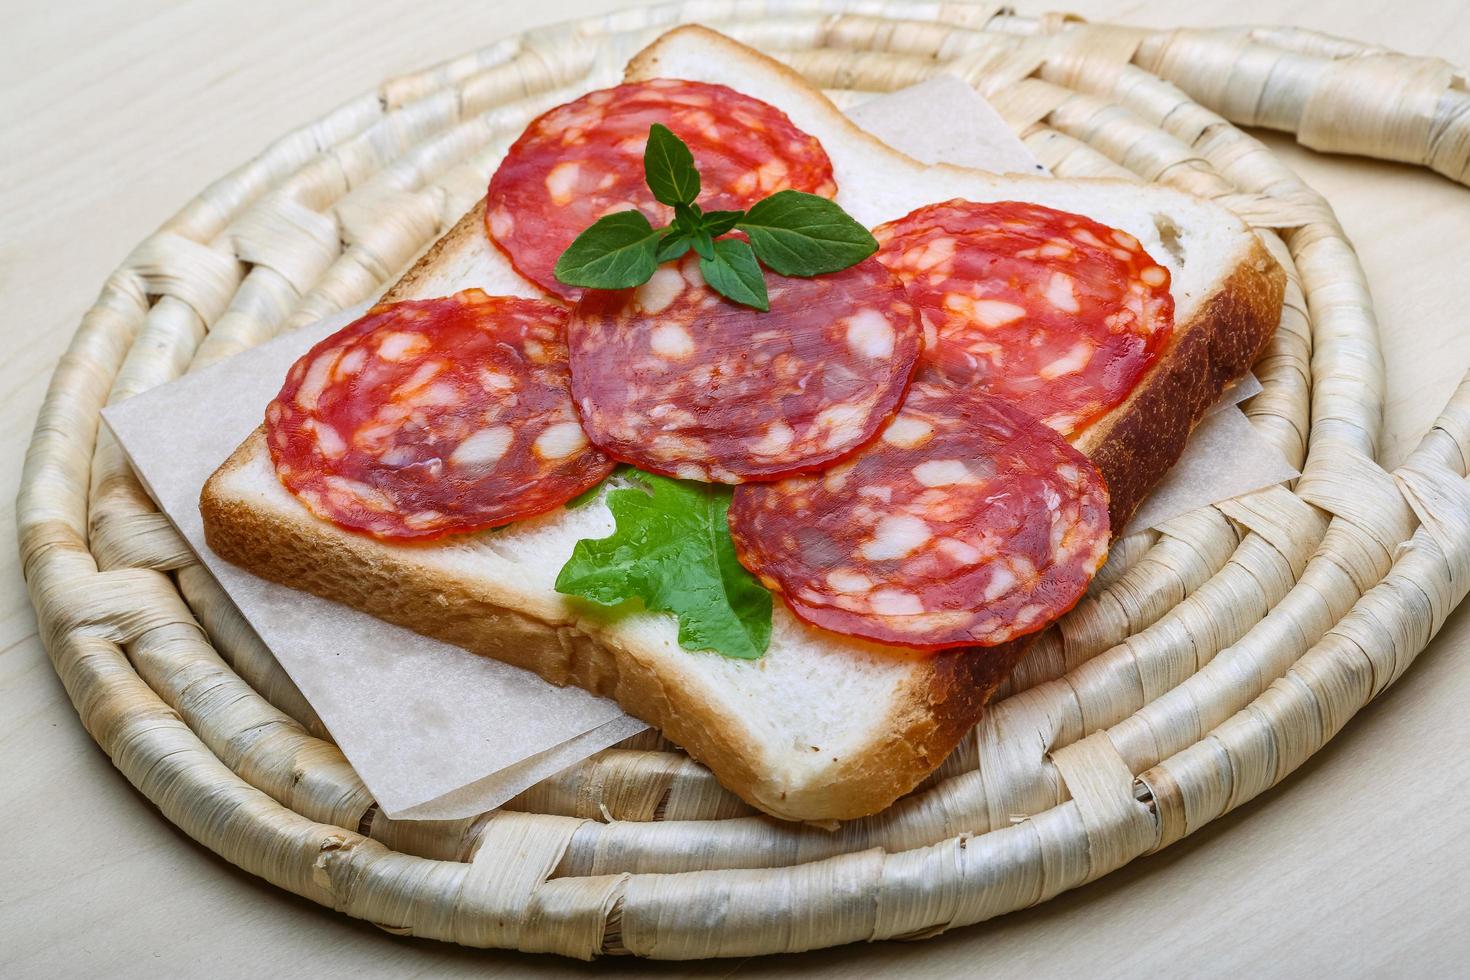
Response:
[[17, 0, 1470, 959]]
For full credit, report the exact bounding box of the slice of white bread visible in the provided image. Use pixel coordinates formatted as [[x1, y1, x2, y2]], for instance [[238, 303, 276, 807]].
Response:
[[201, 25, 1284, 822]]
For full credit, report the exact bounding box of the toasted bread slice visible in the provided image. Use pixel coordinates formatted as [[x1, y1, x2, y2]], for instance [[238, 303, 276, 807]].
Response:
[[201, 26, 1284, 822]]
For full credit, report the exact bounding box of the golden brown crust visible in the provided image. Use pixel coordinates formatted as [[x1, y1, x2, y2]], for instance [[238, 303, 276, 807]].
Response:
[[200, 27, 1287, 822], [786, 638, 1023, 818], [1082, 234, 1287, 528]]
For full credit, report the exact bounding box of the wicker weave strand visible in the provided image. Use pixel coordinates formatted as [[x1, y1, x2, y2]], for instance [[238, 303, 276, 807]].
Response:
[[17, 0, 1470, 959]]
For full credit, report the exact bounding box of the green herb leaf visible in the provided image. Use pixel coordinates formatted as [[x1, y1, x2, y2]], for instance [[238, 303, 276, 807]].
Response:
[[554, 210, 662, 288], [700, 238, 768, 311], [564, 483, 604, 510], [671, 201, 702, 232], [643, 123, 700, 207], [565, 472, 614, 510], [565, 464, 639, 510], [555, 473, 772, 659], [655, 229, 692, 263], [690, 227, 716, 261], [700, 209, 744, 236], [737, 190, 879, 276]]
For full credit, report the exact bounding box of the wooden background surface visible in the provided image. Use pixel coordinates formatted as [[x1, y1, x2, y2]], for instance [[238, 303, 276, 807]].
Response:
[[4, 2, 1469, 976]]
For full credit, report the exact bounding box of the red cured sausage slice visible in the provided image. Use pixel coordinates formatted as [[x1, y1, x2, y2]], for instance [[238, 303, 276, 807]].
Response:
[[266, 289, 613, 540], [728, 378, 1110, 648], [567, 254, 922, 483], [874, 200, 1174, 436], [487, 78, 837, 300]]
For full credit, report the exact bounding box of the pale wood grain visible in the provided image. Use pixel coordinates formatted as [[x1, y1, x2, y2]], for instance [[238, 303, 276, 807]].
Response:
[[2, 2, 1468, 976]]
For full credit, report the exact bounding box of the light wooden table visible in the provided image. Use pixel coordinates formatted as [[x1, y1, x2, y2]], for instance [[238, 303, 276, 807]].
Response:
[[4, 2, 1468, 976]]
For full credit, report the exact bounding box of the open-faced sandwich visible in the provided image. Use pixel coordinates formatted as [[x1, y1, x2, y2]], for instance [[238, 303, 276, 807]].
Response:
[[201, 25, 1285, 822]]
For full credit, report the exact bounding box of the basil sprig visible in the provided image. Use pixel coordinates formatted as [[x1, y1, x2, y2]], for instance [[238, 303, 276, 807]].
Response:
[[552, 123, 877, 311]]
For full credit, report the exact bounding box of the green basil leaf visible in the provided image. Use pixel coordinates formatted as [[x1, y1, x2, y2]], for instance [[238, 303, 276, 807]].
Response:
[[699, 238, 768, 311], [655, 229, 692, 263], [673, 200, 701, 225], [737, 190, 878, 276], [553, 210, 662, 288], [690, 227, 716, 261], [555, 473, 772, 659], [643, 123, 700, 207], [700, 209, 744, 236]]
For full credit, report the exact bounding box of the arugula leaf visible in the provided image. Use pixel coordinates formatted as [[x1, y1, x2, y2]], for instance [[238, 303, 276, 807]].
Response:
[[564, 476, 611, 510], [700, 238, 769, 311], [643, 123, 700, 207], [738, 190, 879, 276], [555, 473, 772, 659], [565, 464, 638, 510], [554, 210, 662, 288]]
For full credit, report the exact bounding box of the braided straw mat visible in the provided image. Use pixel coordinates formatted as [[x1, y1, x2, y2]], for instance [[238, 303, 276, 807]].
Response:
[[17, 0, 1470, 961]]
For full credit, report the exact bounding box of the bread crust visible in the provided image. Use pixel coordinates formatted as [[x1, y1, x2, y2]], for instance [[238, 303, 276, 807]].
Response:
[[1082, 234, 1285, 528], [199, 27, 1286, 822]]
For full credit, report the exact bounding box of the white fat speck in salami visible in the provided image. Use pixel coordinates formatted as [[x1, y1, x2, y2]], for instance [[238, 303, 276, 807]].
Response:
[[874, 200, 1174, 437], [567, 254, 922, 483], [266, 289, 612, 540], [486, 78, 837, 300], [728, 377, 1110, 649]]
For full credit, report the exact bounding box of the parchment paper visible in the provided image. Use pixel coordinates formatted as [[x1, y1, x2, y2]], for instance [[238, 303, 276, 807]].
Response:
[[105, 304, 647, 819], [848, 76, 1051, 175], [103, 77, 1295, 821]]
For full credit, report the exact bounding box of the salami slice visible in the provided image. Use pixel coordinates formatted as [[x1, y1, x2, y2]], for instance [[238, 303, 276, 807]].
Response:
[[487, 78, 837, 300], [728, 378, 1110, 648], [567, 254, 922, 483], [874, 200, 1174, 436], [266, 289, 613, 540]]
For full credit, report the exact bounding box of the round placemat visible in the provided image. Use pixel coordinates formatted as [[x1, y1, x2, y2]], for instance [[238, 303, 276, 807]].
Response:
[[18, 0, 1470, 960]]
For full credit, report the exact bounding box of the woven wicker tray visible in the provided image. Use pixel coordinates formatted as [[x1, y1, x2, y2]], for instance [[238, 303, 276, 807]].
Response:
[[18, 0, 1470, 961]]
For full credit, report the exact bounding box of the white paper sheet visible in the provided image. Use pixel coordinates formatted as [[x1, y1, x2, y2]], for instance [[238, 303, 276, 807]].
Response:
[[848, 76, 1050, 176], [105, 307, 645, 819], [103, 78, 1295, 821]]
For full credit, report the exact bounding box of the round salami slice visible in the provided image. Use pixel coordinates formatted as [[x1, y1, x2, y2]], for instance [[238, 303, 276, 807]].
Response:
[[728, 378, 1110, 649], [486, 78, 837, 300], [266, 289, 613, 540], [874, 200, 1174, 436], [567, 254, 922, 483]]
